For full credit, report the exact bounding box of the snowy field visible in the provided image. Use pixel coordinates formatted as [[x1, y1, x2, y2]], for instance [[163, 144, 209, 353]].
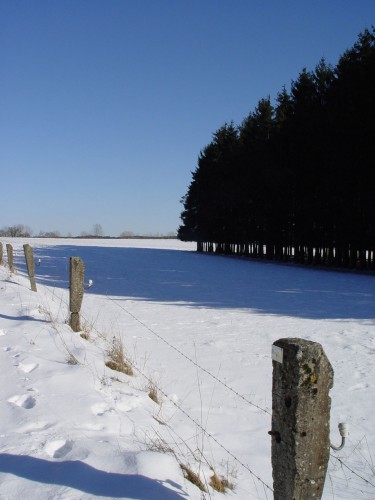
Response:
[[0, 238, 375, 499]]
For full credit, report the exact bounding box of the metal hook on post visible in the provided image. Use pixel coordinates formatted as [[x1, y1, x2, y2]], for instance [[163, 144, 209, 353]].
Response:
[[330, 422, 350, 451], [84, 279, 93, 290]]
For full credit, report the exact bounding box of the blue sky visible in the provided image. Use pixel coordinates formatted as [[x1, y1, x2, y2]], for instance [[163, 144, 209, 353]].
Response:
[[1, 1, 374, 237]]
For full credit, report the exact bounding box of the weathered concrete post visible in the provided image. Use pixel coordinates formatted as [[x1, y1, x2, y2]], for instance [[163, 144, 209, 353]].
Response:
[[69, 257, 85, 332], [270, 338, 334, 500], [0, 242, 4, 266], [23, 244, 37, 292], [6, 244, 15, 273]]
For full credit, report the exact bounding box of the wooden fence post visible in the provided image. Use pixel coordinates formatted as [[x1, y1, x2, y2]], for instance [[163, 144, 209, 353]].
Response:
[[270, 338, 334, 500], [0, 242, 4, 266], [69, 257, 85, 332], [6, 244, 15, 273], [23, 244, 37, 292]]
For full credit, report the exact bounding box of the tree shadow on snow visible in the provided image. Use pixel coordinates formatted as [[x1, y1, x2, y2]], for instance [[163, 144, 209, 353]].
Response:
[[0, 313, 49, 323], [0, 453, 186, 499], [13, 245, 375, 320]]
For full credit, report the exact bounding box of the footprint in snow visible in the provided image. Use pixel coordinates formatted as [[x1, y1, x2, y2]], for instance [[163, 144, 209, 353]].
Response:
[[91, 402, 114, 416], [116, 398, 142, 412], [19, 362, 38, 373], [81, 422, 104, 431], [17, 420, 54, 433], [44, 439, 73, 459], [8, 394, 36, 409]]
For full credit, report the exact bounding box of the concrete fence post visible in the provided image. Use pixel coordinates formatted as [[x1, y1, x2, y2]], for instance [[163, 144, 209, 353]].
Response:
[[23, 244, 37, 292], [0, 242, 4, 266], [69, 256, 85, 332], [270, 338, 334, 500], [6, 244, 15, 273]]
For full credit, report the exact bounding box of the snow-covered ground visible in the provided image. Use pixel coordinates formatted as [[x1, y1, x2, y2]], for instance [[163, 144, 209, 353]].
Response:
[[1, 238, 374, 499]]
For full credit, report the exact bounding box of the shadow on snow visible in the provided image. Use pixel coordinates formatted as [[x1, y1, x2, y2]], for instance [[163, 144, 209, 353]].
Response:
[[0, 453, 186, 499], [0, 313, 48, 323], [13, 245, 375, 321]]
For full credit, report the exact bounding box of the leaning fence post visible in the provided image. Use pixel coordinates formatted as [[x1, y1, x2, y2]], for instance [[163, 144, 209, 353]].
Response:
[[270, 338, 334, 500], [23, 244, 37, 292], [69, 257, 85, 332], [0, 242, 4, 266], [6, 244, 15, 273]]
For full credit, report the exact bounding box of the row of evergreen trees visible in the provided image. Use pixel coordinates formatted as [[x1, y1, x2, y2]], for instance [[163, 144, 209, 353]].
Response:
[[178, 28, 375, 268]]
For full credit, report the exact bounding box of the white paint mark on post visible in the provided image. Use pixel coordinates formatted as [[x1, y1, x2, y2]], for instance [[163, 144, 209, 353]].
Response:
[[272, 345, 284, 363]]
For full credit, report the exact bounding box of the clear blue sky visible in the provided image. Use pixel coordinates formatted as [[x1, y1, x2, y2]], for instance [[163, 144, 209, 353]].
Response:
[[1, 1, 374, 236]]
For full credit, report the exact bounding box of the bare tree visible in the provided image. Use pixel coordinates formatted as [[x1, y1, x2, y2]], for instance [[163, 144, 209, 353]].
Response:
[[38, 230, 61, 238], [93, 223, 104, 237], [0, 224, 32, 237], [119, 230, 135, 238]]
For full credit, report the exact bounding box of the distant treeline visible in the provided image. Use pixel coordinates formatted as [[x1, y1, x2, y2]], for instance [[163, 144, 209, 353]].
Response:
[[0, 225, 177, 240], [178, 29, 375, 269]]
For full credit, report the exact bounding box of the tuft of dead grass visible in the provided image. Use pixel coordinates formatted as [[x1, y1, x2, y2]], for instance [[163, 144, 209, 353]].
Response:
[[144, 433, 174, 455], [152, 415, 166, 426], [148, 382, 160, 404], [105, 337, 133, 376], [180, 464, 207, 492], [79, 320, 93, 341], [66, 352, 79, 365], [209, 473, 234, 493], [141, 420, 235, 494]]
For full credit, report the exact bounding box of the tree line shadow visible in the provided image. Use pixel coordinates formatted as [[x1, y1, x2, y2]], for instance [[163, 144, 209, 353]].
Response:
[[12, 245, 375, 320]]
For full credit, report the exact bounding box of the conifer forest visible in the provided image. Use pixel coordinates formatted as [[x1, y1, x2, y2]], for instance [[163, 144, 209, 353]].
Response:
[[178, 29, 375, 269]]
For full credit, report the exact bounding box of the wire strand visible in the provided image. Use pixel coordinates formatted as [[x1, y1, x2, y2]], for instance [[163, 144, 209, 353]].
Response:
[[126, 354, 274, 494], [22, 260, 375, 497], [108, 296, 272, 417], [38, 281, 273, 493], [330, 453, 375, 489]]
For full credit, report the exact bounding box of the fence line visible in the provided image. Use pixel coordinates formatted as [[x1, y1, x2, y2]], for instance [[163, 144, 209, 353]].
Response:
[[37, 276, 375, 498], [4, 243, 374, 497], [32, 269, 271, 417], [36, 278, 273, 496]]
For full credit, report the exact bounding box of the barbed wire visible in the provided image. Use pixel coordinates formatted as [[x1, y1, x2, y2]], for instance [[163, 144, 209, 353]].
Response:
[[329, 453, 375, 489], [8, 250, 375, 497], [107, 296, 272, 417], [38, 275, 375, 496], [8, 251, 272, 416], [124, 349, 274, 495], [35, 276, 273, 495]]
